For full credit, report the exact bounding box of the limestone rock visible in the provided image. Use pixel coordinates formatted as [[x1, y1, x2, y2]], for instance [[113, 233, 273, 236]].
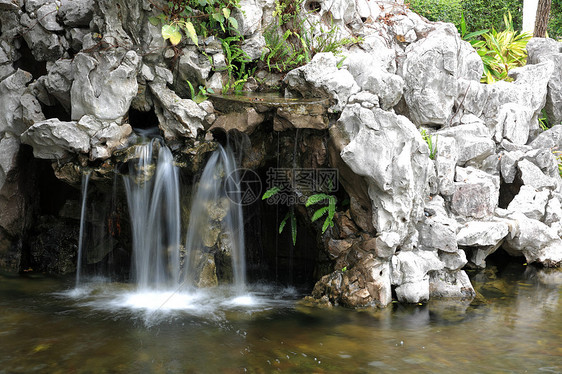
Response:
[[284, 52, 360, 112], [0, 133, 19, 191], [429, 270, 475, 299], [450, 167, 500, 219], [20, 13, 65, 61], [37, 2, 63, 31], [518, 159, 559, 190], [21, 119, 89, 159], [401, 24, 482, 126], [210, 108, 265, 134], [437, 122, 495, 166], [391, 250, 443, 303], [418, 196, 458, 253], [44, 59, 73, 112], [149, 83, 206, 141], [58, 0, 94, 27], [340, 107, 430, 246], [435, 136, 458, 196], [241, 32, 266, 61], [504, 212, 562, 267], [526, 38, 562, 126], [507, 185, 550, 221], [457, 221, 509, 247], [0, 69, 36, 136], [71, 50, 141, 121]]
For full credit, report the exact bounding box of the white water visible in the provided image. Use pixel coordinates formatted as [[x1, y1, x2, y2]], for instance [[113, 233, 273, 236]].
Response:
[[75, 171, 91, 288], [123, 139, 181, 291], [184, 145, 246, 294]]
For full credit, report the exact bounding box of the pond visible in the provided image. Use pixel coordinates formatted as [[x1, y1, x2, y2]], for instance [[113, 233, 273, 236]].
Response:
[[1, 264, 561, 373]]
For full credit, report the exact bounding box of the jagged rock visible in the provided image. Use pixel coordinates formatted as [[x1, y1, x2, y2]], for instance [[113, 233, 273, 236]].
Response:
[[21, 116, 132, 160], [391, 250, 444, 303], [58, 0, 94, 27], [518, 159, 559, 190], [241, 32, 266, 61], [344, 51, 404, 110], [149, 82, 206, 141], [500, 150, 525, 183], [274, 105, 328, 130], [429, 270, 475, 299], [0, 0, 19, 10], [232, 0, 270, 36], [435, 136, 458, 196], [503, 212, 562, 267], [545, 193, 562, 236], [284, 52, 360, 112], [0, 69, 36, 136], [457, 221, 510, 247], [312, 254, 391, 308], [0, 133, 19, 191], [340, 107, 430, 247], [507, 185, 550, 221], [24, 0, 48, 13], [401, 24, 482, 126], [526, 38, 562, 126], [37, 2, 63, 31], [71, 50, 141, 121], [68, 28, 89, 51], [438, 250, 467, 271], [495, 103, 533, 144], [418, 196, 458, 253], [44, 59, 73, 111], [175, 47, 212, 97], [530, 125, 562, 150], [436, 121, 495, 166], [20, 13, 66, 61], [451, 167, 500, 219]]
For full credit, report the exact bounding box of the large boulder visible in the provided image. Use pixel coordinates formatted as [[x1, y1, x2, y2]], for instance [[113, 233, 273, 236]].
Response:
[[339, 106, 430, 248], [71, 50, 141, 121]]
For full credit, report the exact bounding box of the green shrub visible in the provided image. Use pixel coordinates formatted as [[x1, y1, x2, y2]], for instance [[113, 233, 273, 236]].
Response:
[[408, 0, 463, 29], [461, 0, 523, 33], [548, 0, 562, 39]]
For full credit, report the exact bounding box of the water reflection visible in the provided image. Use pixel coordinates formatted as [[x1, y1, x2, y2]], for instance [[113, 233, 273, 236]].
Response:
[[0, 265, 560, 373]]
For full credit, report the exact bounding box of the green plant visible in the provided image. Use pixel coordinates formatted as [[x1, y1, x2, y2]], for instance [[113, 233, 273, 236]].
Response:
[[306, 193, 337, 234], [262, 187, 298, 245], [260, 0, 362, 74], [186, 81, 214, 103], [472, 13, 532, 84], [461, 0, 523, 35], [459, 12, 489, 47], [420, 129, 437, 160]]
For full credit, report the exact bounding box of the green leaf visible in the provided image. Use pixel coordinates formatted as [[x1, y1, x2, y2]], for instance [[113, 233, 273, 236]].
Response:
[[306, 193, 329, 207], [311, 206, 329, 222], [222, 7, 231, 19], [321, 218, 331, 234], [291, 212, 297, 246], [184, 21, 198, 46], [279, 213, 288, 234], [148, 16, 160, 26], [161, 24, 182, 45], [186, 80, 196, 99], [228, 16, 238, 30], [262, 186, 281, 200], [212, 12, 224, 23]]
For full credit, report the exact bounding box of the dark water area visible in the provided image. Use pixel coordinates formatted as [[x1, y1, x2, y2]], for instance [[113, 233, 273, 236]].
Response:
[[1, 265, 561, 373]]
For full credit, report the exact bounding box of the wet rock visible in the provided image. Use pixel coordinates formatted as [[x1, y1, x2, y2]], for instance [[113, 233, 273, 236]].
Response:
[[503, 212, 562, 267], [274, 105, 328, 131], [149, 82, 206, 141], [284, 52, 360, 112], [71, 50, 141, 121], [429, 270, 475, 299], [450, 167, 500, 219], [326, 238, 353, 260], [526, 38, 562, 126], [58, 0, 94, 27], [312, 254, 392, 308], [391, 250, 443, 303], [191, 250, 218, 288], [0, 133, 19, 191], [210, 108, 265, 134], [401, 24, 482, 126]]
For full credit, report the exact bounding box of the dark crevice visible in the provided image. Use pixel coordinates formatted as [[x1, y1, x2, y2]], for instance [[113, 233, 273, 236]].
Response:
[[13, 40, 47, 80], [40, 100, 71, 122], [128, 107, 159, 130]]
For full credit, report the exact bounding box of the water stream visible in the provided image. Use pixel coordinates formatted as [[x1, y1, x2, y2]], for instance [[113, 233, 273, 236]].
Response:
[[75, 171, 91, 288]]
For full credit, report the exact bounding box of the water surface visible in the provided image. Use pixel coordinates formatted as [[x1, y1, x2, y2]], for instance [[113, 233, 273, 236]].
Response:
[[1, 265, 561, 373]]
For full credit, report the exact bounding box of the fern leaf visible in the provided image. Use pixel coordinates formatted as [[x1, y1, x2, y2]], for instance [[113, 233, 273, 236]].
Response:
[[306, 193, 329, 207], [311, 206, 329, 222], [262, 186, 281, 200]]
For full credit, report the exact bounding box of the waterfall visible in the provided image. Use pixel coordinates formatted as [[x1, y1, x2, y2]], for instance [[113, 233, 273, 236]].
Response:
[[184, 145, 246, 294], [75, 171, 91, 288], [123, 139, 181, 291]]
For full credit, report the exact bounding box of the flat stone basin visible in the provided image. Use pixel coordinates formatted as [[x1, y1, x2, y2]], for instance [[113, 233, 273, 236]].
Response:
[[209, 93, 330, 131]]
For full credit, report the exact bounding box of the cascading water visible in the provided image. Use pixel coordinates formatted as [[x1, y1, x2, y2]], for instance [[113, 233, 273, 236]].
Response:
[[184, 144, 246, 294], [75, 171, 91, 288], [123, 139, 181, 291]]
